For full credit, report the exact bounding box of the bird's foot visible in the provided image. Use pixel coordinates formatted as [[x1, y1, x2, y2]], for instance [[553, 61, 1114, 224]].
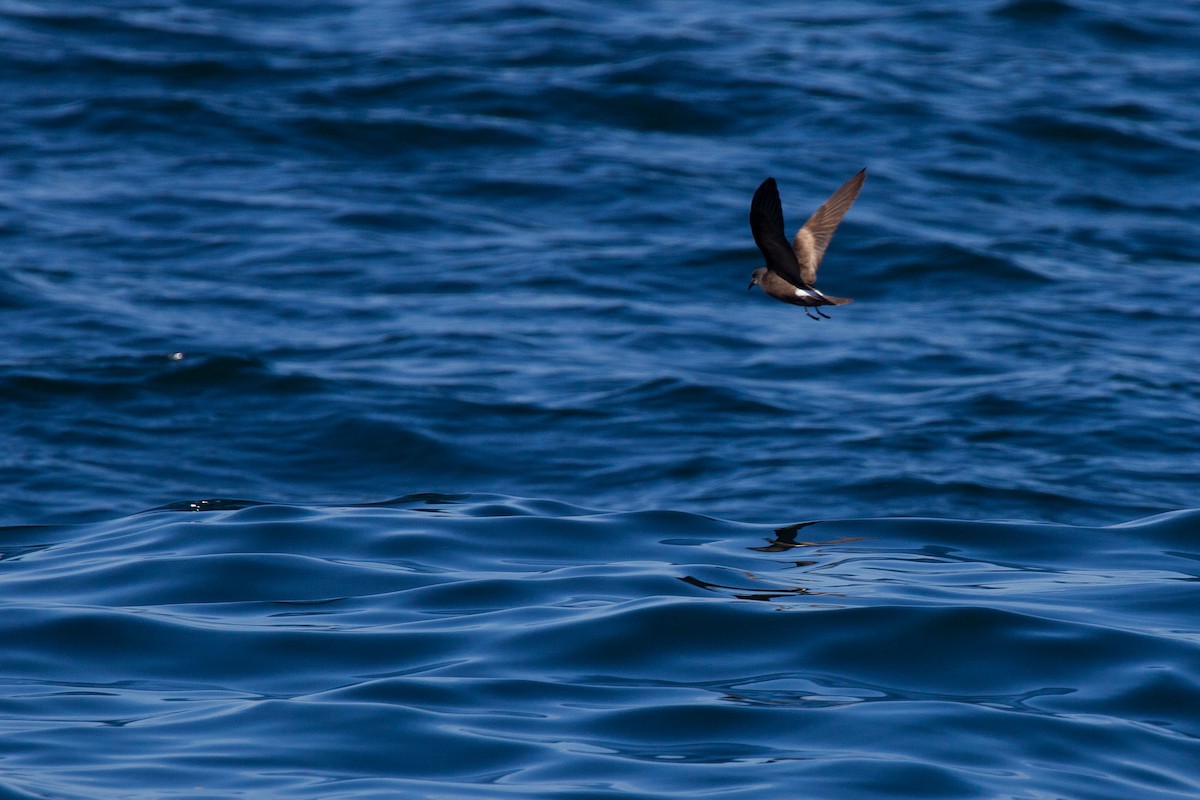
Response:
[[805, 308, 820, 320], [815, 307, 831, 319]]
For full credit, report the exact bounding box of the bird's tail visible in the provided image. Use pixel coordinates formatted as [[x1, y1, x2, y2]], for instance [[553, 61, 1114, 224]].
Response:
[[823, 295, 853, 306]]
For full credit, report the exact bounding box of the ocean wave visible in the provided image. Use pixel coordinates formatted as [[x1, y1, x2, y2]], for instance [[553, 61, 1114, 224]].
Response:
[[581, 375, 792, 415], [0, 354, 318, 401], [990, 0, 1078, 20], [293, 112, 541, 154], [999, 113, 1198, 182], [2, 497, 1199, 797], [853, 238, 1054, 291]]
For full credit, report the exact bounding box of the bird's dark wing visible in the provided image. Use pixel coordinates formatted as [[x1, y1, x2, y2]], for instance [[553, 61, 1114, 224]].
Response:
[[749, 177, 805, 286], [792, 168, 866, 285]]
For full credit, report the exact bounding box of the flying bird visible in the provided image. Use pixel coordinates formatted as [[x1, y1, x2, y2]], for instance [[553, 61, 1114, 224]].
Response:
[[748, 169, 865, 319]]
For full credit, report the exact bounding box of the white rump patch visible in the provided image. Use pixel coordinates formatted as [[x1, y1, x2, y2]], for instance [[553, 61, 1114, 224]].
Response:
[[794, 286, 827, 301]]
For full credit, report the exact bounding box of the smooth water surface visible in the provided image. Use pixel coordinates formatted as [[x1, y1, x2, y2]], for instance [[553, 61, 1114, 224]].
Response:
[[3, 496, 1200, 798]]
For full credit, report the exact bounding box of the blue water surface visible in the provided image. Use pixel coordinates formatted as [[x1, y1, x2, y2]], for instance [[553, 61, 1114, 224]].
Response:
[[2, 0, 1200, 797], [4, 497, 1200, 798]]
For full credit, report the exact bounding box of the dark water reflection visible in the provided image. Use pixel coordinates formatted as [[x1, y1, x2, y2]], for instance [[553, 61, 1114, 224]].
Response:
[[2, 496, 1199, 797]]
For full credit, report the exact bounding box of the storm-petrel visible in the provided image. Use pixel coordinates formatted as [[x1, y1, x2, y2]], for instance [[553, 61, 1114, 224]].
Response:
[[748, 169, 865, 319]]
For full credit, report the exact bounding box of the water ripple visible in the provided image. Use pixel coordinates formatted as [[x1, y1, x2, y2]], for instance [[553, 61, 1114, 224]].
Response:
[[4, 0, 1200, 795], [3, 497, 1199, 797]]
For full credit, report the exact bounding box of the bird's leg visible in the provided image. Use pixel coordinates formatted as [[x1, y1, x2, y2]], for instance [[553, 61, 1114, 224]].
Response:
[[804, 308, 820, 320], [815, 307, 831, 319]]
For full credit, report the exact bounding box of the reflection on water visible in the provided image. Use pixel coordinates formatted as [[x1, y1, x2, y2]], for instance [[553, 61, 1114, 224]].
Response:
[[1, 496, 1198, 797], [679, 573, 821, 602]]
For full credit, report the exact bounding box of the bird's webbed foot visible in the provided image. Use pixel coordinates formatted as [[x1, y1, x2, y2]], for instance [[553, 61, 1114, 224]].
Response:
[[815, 307, 831, 319]]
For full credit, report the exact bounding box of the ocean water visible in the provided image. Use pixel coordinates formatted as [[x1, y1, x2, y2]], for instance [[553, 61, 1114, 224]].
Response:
[[1, 0, 1199, 797]]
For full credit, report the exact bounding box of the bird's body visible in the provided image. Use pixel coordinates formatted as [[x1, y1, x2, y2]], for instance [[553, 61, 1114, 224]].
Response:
[[748, 169, 865, 319], [753, 269, 853, 309]]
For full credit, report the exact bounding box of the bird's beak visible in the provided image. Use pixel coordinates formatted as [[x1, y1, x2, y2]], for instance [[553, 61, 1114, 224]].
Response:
[[747, 279, 756, 290]]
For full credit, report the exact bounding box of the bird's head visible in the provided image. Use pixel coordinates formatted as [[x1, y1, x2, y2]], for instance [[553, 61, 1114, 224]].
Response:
[[748, 268, 767, 290]]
